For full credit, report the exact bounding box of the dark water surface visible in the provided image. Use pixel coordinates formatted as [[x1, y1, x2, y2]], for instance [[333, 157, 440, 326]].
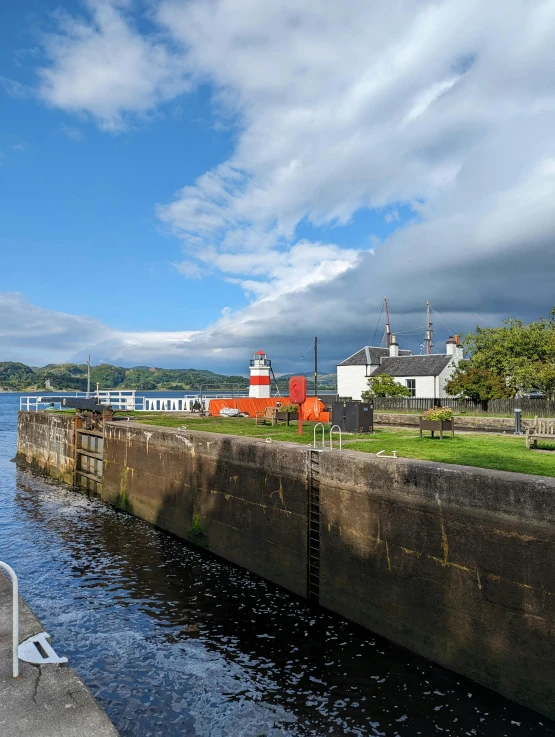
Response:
[[1, 394, 553, 737]]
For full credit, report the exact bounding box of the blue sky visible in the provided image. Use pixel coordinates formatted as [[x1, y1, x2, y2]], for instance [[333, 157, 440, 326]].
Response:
[[1, 3, 242, 331], [1, 1, 554, 372]]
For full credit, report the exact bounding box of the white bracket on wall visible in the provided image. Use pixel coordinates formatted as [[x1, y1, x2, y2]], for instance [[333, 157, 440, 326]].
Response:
[[18, 632, 68, 666], [377, 450, 398, 458]]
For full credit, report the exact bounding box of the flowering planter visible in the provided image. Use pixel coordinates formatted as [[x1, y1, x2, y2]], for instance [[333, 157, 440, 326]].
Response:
[[419, 417, 455, 439]]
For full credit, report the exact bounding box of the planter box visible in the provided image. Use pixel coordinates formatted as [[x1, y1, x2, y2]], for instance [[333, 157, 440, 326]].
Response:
[[276, 411, 299, 425], [419, 417, 455, 439]]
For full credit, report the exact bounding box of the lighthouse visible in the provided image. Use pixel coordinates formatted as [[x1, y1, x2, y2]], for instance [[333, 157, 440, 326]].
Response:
[[249, 350, 272, 398]]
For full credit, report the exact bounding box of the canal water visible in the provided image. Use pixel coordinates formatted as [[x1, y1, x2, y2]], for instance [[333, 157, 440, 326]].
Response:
[[1, 394, 553, 737]]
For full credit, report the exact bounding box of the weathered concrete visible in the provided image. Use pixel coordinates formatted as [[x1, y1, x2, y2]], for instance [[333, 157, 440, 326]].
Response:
[[318, 451, 555, 720], [375, 411, 534, 433], [102, 422, 309, 597], [16, 412, 74, 485], [0, 572, 118, 736], [16, 411, 555, 720]]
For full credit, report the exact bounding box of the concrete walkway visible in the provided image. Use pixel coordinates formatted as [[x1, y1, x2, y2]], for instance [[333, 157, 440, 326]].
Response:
[[0, 571, 118, 736]]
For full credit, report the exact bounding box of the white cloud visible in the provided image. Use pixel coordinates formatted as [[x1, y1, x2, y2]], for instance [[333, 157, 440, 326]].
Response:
[[17, 0, 555, 369], [153, 0, 555, 300], [59, 123, 84, 141], [37, 0, 190, 131], [0, 292, 198, 367], [0, 76, 33, 98]]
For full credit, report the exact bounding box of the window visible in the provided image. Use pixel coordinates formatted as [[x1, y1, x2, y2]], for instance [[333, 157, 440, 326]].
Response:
[[406, 379, 416, 397]]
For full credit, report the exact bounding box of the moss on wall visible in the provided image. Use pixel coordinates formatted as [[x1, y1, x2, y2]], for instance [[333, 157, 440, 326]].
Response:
[[187, 514, 209, 548]]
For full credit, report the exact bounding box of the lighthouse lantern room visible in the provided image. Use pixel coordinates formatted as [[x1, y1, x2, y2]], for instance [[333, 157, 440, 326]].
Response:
[[249, 350, 272, 398]]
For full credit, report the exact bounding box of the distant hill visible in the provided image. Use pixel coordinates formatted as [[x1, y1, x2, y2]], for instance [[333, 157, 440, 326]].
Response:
[[275, 372, 337, 390], [0, 361, 250, 392], [0, 361, 337, 393]]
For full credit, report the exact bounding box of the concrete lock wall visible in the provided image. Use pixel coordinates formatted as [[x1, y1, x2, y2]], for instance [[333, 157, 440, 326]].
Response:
[[16, 412, 75, 485], [102, 423, 309, 598], [15, 412, 555, 719], [318, 451, 555, 719]]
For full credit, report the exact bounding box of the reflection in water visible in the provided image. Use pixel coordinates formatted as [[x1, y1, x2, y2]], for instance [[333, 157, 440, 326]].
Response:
[[1, 395, 554, 737]]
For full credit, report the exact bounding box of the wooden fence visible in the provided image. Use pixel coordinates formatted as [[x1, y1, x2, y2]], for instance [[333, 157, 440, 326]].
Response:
[[365, 397, 555, 418]]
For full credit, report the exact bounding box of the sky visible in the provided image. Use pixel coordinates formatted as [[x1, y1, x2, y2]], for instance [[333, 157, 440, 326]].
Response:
[[1, 0, 554, 375]]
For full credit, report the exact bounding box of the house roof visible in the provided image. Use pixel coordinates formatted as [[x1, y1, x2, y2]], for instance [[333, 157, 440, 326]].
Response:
[[370, 354, 453, 377], [338, 346, 412, 367]]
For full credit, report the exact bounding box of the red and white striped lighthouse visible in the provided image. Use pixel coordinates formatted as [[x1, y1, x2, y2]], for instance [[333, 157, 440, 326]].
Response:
[[249, 350, 271, 398]]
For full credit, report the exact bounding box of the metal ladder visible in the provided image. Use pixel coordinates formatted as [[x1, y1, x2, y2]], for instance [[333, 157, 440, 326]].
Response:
[[308, 449, 321, 601]]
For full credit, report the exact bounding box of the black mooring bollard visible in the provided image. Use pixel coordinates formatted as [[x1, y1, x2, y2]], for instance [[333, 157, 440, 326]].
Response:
[[514, 408, 523, 435]]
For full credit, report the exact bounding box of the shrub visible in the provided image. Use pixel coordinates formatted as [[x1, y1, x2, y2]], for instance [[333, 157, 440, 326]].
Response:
[[422, 406, 453, 422], [362, 374, 411, 398], [280, 403, 299, 413]]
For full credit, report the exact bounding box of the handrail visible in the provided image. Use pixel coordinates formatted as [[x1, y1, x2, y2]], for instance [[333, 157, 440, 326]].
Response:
[[313, 423, 326, 448], [0, 562, 19, 678], [329, 425, 342, 451]]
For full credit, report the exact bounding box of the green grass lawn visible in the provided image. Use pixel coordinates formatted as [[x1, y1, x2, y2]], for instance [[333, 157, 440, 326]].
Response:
[[129, 413, 555, 477]]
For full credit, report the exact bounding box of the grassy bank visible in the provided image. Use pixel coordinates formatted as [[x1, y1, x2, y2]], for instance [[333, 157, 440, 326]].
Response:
[[130, 414, 555, 477]]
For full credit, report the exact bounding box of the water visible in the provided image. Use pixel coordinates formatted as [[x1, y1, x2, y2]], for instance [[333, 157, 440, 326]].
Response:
[[1, 393, 553, 737]]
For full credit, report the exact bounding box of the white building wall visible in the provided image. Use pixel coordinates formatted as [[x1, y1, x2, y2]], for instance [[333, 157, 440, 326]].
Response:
[[390, 375, 437, 399], [339, 361, 458, 400], [438, 360, 457, 398], [337, 365, 374, 400]]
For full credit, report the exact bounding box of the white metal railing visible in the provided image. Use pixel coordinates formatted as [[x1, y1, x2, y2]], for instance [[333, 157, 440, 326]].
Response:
[[20, 391, 252, 413], [95, 390, 136, 410], [329, 425, 343, 451], [313, 423, 326, 448], [0, 561, 19, 678], [312, 423, 343, 451]]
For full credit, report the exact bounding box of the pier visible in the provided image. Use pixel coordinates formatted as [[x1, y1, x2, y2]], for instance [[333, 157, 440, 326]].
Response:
[[0, 571, 117, 737]]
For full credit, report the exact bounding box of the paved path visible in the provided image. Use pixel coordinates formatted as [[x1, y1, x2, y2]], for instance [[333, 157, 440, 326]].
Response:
[[0, 571, 118, 736]]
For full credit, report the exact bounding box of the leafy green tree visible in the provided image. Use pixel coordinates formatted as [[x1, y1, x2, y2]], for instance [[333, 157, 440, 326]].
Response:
[[90, 364, 126, 387], [445, 364, 512, 403], [462, 310, 555, 397], [0, 362, 38, 389], [362, 374, 411, 399]]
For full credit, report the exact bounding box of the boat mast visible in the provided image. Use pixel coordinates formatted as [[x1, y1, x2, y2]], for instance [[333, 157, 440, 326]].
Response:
[[384, 296, 391, 347], [425, 302, 433, 354]]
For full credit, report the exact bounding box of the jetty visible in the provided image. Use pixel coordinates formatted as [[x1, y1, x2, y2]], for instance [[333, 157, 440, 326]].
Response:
[[0, 571, 118, 736]]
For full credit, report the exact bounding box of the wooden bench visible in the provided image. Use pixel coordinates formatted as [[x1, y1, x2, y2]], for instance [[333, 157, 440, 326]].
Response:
[[255, 407, 278, 426], [526, 416, 555, 449]]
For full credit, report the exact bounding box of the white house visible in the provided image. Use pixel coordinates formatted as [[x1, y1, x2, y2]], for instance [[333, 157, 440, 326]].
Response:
[[337, 335, 463, 400]]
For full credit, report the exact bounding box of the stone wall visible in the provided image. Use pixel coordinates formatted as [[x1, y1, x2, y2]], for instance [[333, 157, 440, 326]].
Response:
[[375, 411, 530, 433], [16, 412, 74, 485], [318, 450, 555, 719], [16, 412, 555, 719], [102, 422, 309, 597]]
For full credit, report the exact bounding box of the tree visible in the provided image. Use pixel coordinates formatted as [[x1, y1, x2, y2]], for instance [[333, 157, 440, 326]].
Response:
[[0, 362, 38, 390], [445, 364, 512, 403], [461, 310, 555, 397], [90, 364, 126, 388], [362, 374, 411, 399]]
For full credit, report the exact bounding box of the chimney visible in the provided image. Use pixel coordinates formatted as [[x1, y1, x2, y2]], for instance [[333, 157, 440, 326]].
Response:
[[446, 336, 463, 362], [454, 335, 463, 361], [390, 334, 399, 357]]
